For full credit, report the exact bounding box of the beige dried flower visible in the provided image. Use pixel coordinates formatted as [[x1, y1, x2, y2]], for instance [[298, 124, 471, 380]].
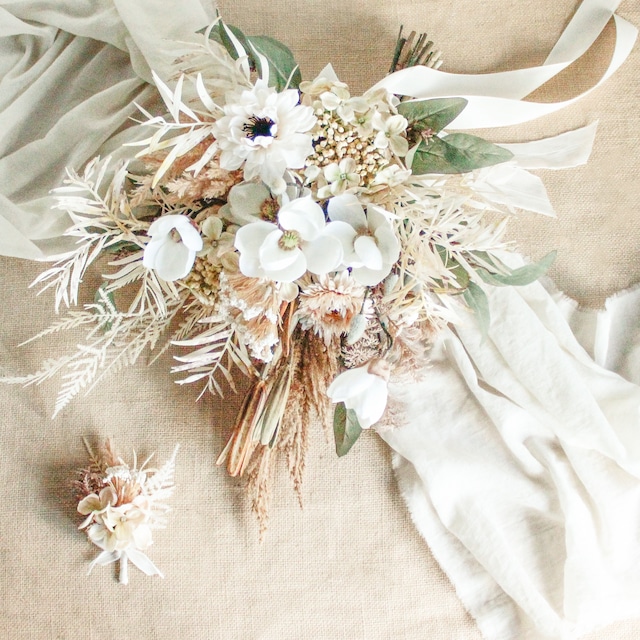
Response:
[[296, 272, 366, 346]]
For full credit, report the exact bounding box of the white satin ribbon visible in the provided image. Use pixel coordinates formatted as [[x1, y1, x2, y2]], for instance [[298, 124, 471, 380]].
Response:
[[373, 0, 637, 129]]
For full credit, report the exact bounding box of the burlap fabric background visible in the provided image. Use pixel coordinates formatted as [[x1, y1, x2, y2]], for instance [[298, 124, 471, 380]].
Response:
[[1, 1, 639, 638]]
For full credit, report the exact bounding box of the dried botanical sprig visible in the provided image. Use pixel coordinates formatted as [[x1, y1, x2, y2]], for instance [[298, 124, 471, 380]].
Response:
[[75, 438, 178, 584]]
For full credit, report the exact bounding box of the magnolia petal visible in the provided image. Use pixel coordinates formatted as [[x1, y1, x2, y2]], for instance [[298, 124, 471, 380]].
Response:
[[235, 221, 277, 255], [227, 182, 271, 224], [259, 229, 302, 271], [324, 220, 358, 264], [179, 221, 204, 252], [350, 376, 388, 428], [327, 194, 367, 230], [142, 237, 165, 269], [374, 226, 401, 264], [278, 197, 326, 241], [327, 367, 374, 402], [238, 252, 265, 278], [153, 241, 195, 281], [264, 250, 307, 282], [303, 235, 343, 275], [148, 214, 185, 236], [351, 264, 391, 287], [354, 235, 383, 270]]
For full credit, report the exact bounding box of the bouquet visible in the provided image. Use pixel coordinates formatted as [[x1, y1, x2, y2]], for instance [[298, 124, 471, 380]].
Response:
[[5, 20, 558, 531]]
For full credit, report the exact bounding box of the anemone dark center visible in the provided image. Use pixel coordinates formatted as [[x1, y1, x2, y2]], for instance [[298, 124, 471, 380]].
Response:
[[243, 116, 276, 140]]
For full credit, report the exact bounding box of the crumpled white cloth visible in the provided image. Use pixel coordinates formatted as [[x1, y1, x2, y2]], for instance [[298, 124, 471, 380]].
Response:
[[381, 280, 640, 639]]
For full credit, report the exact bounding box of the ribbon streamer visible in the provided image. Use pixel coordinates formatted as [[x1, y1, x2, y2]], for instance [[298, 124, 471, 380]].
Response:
[[373, 0, 637, 129]]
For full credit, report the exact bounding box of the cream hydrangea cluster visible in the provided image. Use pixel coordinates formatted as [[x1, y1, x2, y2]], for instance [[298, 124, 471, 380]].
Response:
[[299, 71, 409, 196]]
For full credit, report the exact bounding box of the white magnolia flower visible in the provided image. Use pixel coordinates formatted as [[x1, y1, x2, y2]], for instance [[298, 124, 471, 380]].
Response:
[[143, 215, 203, 281], [372, 113, 409, 156], [327, 194, 400, 286], [234, 196, 352, 283], [327, 359, 391, 429], [212, 81, 316, 192]]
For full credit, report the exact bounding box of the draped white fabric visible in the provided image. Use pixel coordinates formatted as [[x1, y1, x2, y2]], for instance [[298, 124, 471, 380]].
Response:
[[1, 1, 639, 639], [381, 280, 640, 639]]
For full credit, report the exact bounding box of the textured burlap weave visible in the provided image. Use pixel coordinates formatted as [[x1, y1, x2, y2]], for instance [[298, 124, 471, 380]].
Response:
[[1, 1, 639, 638]]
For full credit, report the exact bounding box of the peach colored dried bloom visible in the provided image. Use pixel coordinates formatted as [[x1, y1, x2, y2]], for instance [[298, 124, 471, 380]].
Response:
[[296, 272, 365, 346]]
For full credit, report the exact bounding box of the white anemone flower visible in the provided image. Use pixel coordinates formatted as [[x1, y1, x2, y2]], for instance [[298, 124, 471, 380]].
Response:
[[327, 359, 391, 429], [143, 215, 203, 282], [212, 81, 316, 192], [327, 193, 400, 286], [234, 196, 352, 283]]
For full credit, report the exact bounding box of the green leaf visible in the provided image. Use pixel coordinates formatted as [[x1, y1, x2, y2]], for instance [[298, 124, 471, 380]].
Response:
[[463, 281, 490, 339], [210, 21, 301, 91], [103, 240, 139, 255], [435, 245, 470, 288], [215, 21, 250, 61], [477, 251, 557, 287], [411, 133, 513, 175], [246, 35, 302, 91], [333, 402, 363, 457], [397, 98, 467, 134]]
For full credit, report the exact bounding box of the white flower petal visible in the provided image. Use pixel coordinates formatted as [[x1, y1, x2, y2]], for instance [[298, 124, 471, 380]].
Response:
[[351, 376, 388, 428], [179, 222, 204, 252], [327, 194, 367, 230], [142, 237, 165, 269], [351, 265, 392, 287], [374, 226, 400, 264], [354, 235, 383, 270], [324, 220, 358, 264], [303, 235, 343, 275], [259, 229, 302, 271], [234, 221, 277, 255], [327, 367, 373, 402], [263, 250, 307, 282], [153, 241, 194, 281], [278, 197, 325, 241], [227, 182, 271, 224]]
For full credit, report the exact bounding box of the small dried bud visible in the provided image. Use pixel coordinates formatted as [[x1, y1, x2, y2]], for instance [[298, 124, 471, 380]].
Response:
[[346, 314, 368, 345]]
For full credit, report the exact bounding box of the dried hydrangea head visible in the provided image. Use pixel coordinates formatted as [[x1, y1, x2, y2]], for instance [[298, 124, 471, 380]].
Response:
[[75, 439, 178, 585]]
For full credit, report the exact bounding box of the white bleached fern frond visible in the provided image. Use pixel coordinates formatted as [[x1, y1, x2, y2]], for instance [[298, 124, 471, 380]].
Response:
[[172, 319, 254, 398]]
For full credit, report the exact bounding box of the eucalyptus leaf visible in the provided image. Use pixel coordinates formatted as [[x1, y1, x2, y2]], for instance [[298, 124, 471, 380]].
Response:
[[463, 281, 490, 339], [210, 22, 301, 91], [333, 402, 363, 457], [435, 245, 470, 288], [215, 21, 250, 61], [247, 36, 301, 90], [397, 98, 467, 134], [412, 134, 513, 175], [477, 251, 557, 287]]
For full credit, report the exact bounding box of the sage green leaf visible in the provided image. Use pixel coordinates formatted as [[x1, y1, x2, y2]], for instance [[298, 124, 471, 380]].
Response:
[[435, 245, 470, 288], [477, 251, 557, 287], [333, 402, 363, 457], [210, 22, 301, 91], [103, 240, 139, 255], [397, 98, 467, 134], [246, 36, 302, 91], [215, 22, 250, 61], [463, 281, 490, 339], [411, 134, 513, 175]]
